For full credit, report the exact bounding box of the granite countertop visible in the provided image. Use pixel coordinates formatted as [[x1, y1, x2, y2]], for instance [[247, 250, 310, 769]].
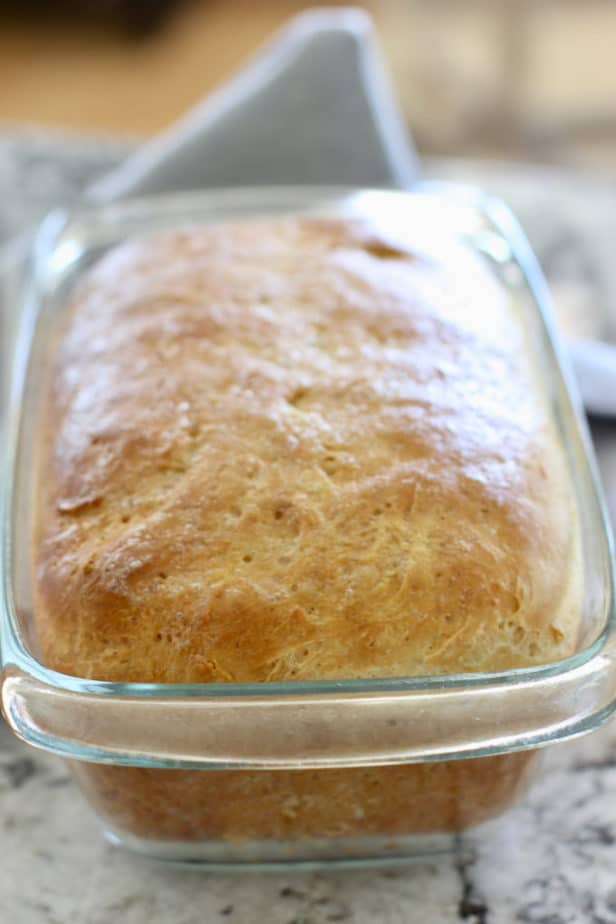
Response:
[[1, 130, 615, 924]]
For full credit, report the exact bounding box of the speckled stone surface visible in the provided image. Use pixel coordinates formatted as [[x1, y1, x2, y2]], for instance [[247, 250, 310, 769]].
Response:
[[1, 129, 616, 924]]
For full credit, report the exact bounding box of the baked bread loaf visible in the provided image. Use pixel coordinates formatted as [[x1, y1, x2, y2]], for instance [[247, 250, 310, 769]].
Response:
[[31, 213, 582, 848], [33, 216, 581, 683]]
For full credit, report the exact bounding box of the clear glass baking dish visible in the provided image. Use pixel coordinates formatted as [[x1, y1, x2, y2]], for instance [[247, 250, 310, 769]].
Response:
[[1, 185, 615, 867]]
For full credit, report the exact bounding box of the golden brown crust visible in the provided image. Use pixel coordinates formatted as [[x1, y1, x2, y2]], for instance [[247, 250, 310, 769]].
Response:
[[71, 752, 537, 844], [33, 216, 580, 683]]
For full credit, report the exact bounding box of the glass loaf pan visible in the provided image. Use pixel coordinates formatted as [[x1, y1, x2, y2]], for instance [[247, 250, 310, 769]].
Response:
[[1, 186, 615, 867]]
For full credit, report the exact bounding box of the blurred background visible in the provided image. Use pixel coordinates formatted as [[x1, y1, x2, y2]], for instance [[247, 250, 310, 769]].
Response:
[[1, 0, 616, 172]]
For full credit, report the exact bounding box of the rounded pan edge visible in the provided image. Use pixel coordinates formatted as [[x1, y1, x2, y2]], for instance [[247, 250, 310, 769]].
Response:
[[4, 638, 616, 769]]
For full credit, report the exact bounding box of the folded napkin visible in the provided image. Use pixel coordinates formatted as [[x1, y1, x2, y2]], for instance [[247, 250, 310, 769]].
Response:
[[89, 8, 418, 201]]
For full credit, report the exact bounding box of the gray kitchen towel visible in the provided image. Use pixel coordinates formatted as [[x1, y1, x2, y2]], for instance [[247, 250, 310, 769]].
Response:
[[89, 7, 419, 201]]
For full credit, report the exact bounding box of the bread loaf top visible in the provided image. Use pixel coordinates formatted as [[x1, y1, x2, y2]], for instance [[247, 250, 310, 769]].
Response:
[[32, 216, 581, 682]]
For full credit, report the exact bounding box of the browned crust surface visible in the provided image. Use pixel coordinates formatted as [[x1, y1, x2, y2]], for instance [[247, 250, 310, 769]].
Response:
[[33, 216, 580, 684]]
